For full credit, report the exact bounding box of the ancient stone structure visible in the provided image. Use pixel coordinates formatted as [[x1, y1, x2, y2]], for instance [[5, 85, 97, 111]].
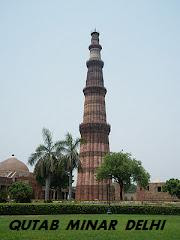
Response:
[[0, 155, 73, 200], [0, 155, 29, 177], [76, 31, 111, 200], [113, 182, 179, 202], [0, 155, 43, 199], [136, 182, 179, 202]]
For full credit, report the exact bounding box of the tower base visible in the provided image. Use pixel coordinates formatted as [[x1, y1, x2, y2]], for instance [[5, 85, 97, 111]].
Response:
[[75, 184, 114, 201]]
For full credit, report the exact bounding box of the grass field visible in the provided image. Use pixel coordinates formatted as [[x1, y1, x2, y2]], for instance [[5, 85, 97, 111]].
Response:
[[0, 214, 179, 240]]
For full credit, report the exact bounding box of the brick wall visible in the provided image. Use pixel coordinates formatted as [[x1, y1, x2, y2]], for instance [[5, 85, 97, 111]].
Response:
[[136, 182, 179, 202]]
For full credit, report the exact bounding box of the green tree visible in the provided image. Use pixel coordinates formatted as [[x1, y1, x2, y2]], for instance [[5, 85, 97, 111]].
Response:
[[58, 133, 81, 200], [9, 181, 32, 203], [51, 171, 69, 199], [28, 128, 63, 201], [125, 184, 137, 193], [0, 189, 8, 203], [163, 178, 180, 199], [96, 152, 150, 200]]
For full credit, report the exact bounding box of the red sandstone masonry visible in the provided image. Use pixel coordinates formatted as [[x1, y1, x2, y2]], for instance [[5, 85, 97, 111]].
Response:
[[76, 32, 112, 201]]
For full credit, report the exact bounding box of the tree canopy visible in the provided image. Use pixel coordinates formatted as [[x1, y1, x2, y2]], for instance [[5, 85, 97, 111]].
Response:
[[9, 181, 33, 203], [58, 132, 82, 200], [28, 128, 64, 200], [96, 151, 150, 200], [28, 128, 81, 201], [163, 178, 180, 199]]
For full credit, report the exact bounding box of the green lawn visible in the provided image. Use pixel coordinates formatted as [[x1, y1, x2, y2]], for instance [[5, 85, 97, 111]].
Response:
[[0, 214, 179, 240]]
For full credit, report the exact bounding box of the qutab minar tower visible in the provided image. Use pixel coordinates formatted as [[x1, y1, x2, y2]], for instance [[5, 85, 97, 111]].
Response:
[[76, 31, 111, 201]]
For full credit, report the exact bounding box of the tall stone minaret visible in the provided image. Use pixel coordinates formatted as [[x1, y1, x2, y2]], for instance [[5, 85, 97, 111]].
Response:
[[76, 31, 111, 201]]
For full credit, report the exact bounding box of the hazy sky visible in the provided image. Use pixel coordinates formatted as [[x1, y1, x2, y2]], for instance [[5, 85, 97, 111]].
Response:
[[0, 0, 179, 183]]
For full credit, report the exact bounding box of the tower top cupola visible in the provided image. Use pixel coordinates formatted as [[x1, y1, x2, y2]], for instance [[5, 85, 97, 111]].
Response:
[[88, 31, 102, 62]]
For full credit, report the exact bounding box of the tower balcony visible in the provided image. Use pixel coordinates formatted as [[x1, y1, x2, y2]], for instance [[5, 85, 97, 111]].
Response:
[[79, 122, 111, 134], [86, 59, 104, 68], [83, 86, 107, 96]]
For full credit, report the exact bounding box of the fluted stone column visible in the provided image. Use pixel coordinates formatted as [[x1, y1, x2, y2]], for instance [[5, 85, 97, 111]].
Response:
[[76, 31, 111, 201]]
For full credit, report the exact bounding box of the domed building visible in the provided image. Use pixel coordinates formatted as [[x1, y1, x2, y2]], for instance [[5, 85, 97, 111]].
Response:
[[0, 155, 29, 177], [0, 155, 43, 199], [0, 155, 72, 200]]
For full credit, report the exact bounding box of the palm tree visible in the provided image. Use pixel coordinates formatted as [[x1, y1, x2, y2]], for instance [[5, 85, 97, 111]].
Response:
[[58, 133, 81, 200], [28, 128, 63, 201]]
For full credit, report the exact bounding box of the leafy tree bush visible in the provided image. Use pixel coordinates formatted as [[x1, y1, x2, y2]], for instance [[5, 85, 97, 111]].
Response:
[[125, 184, 137, 193], [9, 181, 33, 203], [96, 152, 150, 200], [0, 189, 8, 203], [163, 178, 180, 199]]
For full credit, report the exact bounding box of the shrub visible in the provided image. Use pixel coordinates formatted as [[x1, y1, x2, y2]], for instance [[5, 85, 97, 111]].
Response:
[[0, 203, 179, 215], [44, 199, 53, 203], [0, 190, 8, 203], [8, 181, 33, 203], [163, 179, 180, 199]]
